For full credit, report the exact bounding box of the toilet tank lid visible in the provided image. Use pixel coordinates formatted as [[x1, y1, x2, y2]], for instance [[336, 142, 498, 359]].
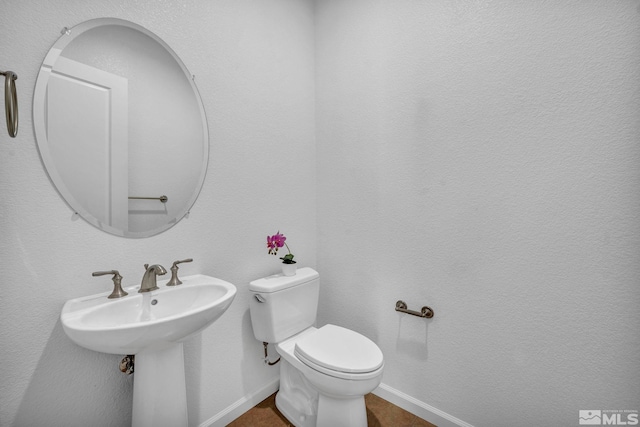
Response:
[[249, 267, 319, 293]]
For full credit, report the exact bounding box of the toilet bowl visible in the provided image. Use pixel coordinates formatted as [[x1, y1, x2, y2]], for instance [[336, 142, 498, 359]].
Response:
[[249, 268, 384, 427], [276, 326, 383, 427]]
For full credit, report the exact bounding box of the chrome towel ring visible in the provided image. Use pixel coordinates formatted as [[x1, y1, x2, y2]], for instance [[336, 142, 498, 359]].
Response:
[[1, 70, 18, 138]]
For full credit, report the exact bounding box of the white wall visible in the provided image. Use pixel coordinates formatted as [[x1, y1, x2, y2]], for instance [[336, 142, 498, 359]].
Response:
[[2, 1, 639, 427], [0, 0, 315, 426], [316, 1, 640, 426]]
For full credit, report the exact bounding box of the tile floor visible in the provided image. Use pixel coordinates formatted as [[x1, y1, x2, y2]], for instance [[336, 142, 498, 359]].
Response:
[[227, 392, 437, 427]]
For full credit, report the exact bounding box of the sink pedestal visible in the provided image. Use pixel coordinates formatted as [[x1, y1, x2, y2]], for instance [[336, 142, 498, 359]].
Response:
[[132, 343, 188, 427]]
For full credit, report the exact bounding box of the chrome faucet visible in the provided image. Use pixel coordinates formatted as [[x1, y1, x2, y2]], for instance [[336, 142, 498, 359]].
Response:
[[139, 264, 167, 293]]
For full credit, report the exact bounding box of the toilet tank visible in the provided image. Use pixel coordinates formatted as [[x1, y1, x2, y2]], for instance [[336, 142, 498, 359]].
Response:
[[249, 267, 320, 343]]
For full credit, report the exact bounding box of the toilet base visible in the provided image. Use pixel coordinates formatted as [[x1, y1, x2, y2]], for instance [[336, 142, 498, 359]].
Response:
[[275, 347, 372, 427], [275, 360, 318, 427], [317, 394, 367, 427]]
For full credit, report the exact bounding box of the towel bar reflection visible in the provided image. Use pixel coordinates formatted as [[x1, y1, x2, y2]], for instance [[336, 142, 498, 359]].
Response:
[[395, 300, 434, 318], [128, 195, 168, 203], [1, 70, 18, 138]]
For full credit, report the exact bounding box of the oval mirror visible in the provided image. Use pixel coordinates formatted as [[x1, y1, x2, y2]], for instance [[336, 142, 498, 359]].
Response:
[[33, 18, 209, 238]]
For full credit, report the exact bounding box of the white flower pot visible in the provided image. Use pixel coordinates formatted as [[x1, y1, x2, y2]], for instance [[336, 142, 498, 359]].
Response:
[[282, 263, 297, 276]]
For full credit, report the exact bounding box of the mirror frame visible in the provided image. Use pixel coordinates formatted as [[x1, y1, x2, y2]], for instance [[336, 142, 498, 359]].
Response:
[[33, 18, 209, 238]]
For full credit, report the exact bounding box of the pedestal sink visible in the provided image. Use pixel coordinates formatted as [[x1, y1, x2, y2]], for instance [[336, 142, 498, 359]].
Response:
[[61, 274, 236, 427]]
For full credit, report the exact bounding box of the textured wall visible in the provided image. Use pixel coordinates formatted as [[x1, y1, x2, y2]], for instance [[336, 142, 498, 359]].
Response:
[[0, 0, 315, 425], [3, 1, 639, 426], [315, 1, 640, 426]]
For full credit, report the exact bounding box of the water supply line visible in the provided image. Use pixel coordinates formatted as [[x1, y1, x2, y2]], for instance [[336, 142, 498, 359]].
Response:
[[263, 342, 280, 366], [120, 355, 135, 374]]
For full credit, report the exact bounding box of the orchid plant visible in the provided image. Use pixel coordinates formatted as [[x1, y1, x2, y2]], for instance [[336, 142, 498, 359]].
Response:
[[267, 231, 296, 264]]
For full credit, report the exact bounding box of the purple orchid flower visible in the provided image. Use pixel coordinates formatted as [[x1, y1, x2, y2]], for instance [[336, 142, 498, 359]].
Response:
[[267, 231, 295, 263]]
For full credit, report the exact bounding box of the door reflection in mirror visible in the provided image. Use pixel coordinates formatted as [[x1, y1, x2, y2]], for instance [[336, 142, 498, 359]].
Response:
[[33, 18, 209, 237]]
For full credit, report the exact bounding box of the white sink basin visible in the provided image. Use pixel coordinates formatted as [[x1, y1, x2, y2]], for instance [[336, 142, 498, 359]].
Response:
[[61, 273, 236, 427], [61, 274, 236, 354]]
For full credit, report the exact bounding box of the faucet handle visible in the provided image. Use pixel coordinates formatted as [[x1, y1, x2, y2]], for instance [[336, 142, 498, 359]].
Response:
[[172, 258, 193, 268], [166, 258, 193, 286], [92, 270, 128, 299]]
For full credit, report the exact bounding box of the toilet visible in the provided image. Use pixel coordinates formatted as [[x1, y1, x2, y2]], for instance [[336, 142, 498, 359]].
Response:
[[249, 267, 384, 427]]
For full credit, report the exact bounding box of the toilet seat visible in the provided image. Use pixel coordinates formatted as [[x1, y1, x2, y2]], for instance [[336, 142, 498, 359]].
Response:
[[294, 324, 384, 380]]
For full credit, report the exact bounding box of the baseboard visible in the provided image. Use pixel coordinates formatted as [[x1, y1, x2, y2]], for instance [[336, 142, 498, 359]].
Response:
[[198, 378, 279, 427], [199, 379, 472, 427], [372, 383, 474, 427]]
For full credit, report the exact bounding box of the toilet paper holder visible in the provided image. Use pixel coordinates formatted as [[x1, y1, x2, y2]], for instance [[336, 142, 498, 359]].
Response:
[[395, 300, 434, 318]]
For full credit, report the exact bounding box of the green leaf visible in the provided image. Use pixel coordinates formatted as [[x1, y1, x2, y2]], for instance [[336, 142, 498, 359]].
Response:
[[280, 253, 294, 262]]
